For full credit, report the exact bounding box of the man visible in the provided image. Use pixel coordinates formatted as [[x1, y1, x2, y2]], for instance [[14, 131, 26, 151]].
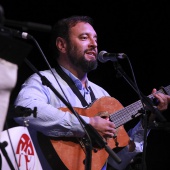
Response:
[[14, 16, 170, 170]]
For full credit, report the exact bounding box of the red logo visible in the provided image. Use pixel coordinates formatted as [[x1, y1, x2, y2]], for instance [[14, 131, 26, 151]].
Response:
[[16, 133, 35, 170]]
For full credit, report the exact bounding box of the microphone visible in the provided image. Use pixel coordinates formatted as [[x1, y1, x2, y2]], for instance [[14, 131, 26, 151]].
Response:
[[98, 50, 127, 63], [8, 106, 37, 118], [0, 25, 32, 39]]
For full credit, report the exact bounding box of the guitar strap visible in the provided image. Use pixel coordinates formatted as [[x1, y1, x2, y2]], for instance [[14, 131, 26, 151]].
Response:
[[55, 63, 96, 107]]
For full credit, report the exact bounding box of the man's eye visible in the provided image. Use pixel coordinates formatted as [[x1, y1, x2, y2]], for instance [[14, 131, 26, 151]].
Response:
[[81, 36, 87, 40]]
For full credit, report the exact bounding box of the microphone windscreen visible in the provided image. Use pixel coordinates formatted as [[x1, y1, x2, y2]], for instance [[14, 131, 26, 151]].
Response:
[[97, 50, 107, 63]]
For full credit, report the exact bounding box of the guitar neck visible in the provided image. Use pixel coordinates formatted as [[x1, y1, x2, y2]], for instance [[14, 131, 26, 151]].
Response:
[[162, 85, 170, 96], [109, 85, 170, 128]]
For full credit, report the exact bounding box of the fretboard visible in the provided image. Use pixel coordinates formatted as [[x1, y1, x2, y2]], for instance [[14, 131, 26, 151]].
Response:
[[109, 85, 170, 128]]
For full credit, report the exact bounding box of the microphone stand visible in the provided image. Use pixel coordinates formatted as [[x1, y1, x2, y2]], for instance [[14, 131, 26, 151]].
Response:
[[0, 141, 15, 170], [112, 60, 167, 170]]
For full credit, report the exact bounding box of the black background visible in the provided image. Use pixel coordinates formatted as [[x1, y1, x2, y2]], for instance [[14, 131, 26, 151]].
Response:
[[1, 0, 170, 169]]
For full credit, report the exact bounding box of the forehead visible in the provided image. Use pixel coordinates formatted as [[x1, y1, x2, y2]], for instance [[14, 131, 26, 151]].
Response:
[[70, 22, 97, 36]]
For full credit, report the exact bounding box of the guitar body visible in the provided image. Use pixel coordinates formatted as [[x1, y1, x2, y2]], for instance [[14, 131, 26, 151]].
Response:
[[47, 97, 130, 170]]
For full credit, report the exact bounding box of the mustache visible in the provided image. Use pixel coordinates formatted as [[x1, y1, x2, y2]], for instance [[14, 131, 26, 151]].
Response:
[[85, 48, 97, 53]]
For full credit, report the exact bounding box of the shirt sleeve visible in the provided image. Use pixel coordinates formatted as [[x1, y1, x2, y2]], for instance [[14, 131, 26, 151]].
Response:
[[14, 72, 90, 138], [128, 120, 150, 152]]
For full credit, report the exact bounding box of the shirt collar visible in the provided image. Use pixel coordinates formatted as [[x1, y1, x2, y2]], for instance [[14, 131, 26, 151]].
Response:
[[60, 66, 89, 90]]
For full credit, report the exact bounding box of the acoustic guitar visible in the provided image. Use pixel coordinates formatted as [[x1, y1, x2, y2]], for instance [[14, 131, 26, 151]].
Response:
[[38, 85, 170, 170]]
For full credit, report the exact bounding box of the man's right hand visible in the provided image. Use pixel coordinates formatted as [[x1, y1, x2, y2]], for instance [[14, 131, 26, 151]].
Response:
[[90, 116, 116, 139]]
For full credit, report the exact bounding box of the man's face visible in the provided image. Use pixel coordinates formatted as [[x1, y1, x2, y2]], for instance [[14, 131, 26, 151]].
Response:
[[66, 22, 98, 72]]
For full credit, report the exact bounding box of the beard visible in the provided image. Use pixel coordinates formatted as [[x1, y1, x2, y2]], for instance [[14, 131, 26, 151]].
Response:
[[67, 45, 98, 73], [73, 56, 98, 72]]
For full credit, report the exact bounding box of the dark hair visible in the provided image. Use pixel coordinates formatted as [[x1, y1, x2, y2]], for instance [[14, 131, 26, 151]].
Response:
[[49, 15, 94, 58]]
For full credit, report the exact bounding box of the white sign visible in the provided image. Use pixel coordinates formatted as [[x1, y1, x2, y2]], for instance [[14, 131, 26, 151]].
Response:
[[0, 126, 43, 170]]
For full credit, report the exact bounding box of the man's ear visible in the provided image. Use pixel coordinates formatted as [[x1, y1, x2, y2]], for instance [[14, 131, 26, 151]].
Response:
[[56, 37, 67, 53]]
